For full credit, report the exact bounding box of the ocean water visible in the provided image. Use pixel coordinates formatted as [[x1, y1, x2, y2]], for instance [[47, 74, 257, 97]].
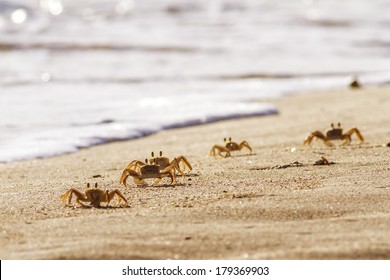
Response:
[[1, 0, 390, 162]]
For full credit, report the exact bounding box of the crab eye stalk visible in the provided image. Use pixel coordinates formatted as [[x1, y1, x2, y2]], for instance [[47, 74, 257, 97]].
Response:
[[224, 138, 226, 142], [160, 151, 162, 156], [87, 183, 90, 188], [229, 137, 232, 141], [338, 122, 341, 127], [331, 123, 334, 128], [95, 183, 98, 188], [151, 151, 154, 157], [145, 159, 148, 164]]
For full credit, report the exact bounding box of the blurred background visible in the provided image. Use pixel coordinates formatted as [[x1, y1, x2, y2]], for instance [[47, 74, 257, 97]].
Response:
[[1, 0, 390, 162]]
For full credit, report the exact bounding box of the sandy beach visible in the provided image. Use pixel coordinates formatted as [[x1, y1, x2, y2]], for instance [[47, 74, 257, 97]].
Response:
[[0, 85, 389, 260]]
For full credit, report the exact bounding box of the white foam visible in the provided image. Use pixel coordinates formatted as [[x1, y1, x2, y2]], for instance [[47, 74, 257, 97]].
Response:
[[0, 83, 277, 162]]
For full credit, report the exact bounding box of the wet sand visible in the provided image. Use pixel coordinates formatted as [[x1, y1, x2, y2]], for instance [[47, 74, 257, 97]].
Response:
[[0, 86, 389, 259]]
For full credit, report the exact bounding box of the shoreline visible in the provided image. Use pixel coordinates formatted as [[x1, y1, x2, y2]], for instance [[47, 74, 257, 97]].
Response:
[[0, 85, 389, 259], [0, 97, 278, 164]]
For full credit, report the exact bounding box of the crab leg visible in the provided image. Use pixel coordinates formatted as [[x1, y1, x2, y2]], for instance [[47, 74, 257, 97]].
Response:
[[120, 169, 130, 186], [304, 131, 333, 146], [238, 141, 252, 154], [120, 169, 145, 186], [123, 160, 145, 173], [210, 145, 229, 157], [60, 189, 89, 206], [341, 134, 352, 145], [107, 190, 128, 206], [168, 158, 185, 176], [161, 166, 176, 184], [209, 145, 217, 156], [176, 156, 193, 173], [170, 156, 192, 176], [345, 128, 365, 143]]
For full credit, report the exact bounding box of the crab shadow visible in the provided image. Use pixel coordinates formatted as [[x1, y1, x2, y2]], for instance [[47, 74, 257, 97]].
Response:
[[65, 204, 131, 209], [132, 183, 188, 189], [213, 153, 257, 159], [177, 173, 200, 177], [233, 153, 257, 158]]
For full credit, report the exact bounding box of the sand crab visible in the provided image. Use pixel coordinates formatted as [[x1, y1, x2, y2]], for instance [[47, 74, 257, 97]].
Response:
[[60, 183, 127, 207], [210, 137, 252, 157], [150, 151, 192, 176], [120, 154, 178, 187], [126, 151, 192, 176], [304, 123, 364, 146]]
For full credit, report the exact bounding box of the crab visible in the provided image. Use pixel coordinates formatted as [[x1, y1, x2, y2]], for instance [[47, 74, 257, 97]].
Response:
[[210, 137, 252, 157], [60, 183, 128, 207], [126, 151, 192, 177], [304, 123, 364, 146], [150, 151, 192, 176], [120, 153, 179, 186]]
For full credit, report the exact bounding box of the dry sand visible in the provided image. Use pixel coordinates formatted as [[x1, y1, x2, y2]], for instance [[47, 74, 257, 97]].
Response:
[[0, 86, 389, 260]]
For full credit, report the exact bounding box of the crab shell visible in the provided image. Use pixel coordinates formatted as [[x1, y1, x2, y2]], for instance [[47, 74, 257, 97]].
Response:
[[225, 142, 240, 151], [140, 164, 163, 178], [326, 128, 343, 140]]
